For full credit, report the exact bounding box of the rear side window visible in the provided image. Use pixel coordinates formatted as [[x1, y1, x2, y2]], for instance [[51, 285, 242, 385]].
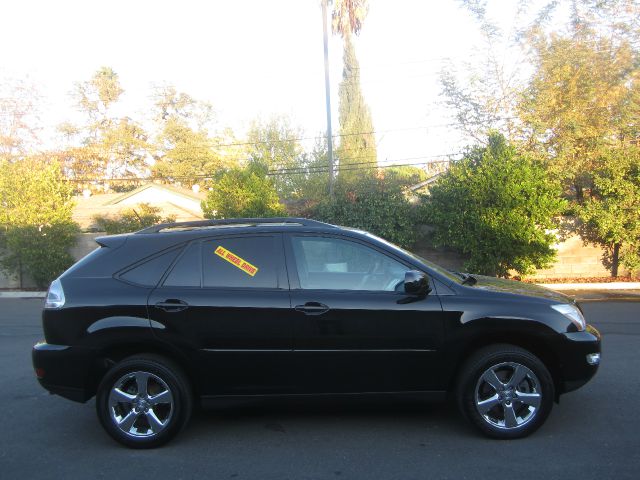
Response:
[[202, 236, 279, 289], [162, 235, 281, 289], [120, 248, 181, 287]]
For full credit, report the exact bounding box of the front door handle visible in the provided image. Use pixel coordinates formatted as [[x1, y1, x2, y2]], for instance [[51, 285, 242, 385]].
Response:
[[295, 302, 330, 315], [155, 299, 189, 312]]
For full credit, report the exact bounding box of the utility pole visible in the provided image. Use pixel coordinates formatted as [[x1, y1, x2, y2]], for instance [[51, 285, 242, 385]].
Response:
[[321, 0, 335, 199]]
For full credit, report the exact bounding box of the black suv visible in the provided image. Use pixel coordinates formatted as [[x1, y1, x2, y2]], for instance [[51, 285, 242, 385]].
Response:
[[32, 218, 601, 448]]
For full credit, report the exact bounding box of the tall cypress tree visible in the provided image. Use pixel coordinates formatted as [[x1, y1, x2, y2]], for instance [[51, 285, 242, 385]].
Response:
[[336, 33, 377, 182], [332, 0, 376, 184]]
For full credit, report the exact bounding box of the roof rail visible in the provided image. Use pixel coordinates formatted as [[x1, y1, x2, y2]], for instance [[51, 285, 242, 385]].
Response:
[[135, 217, 335, 234]]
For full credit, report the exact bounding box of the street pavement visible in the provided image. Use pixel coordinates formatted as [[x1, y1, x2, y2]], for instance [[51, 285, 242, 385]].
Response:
[[0, 297, 638, 480]]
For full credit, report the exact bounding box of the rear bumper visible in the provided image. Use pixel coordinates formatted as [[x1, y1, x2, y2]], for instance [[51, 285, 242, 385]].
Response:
[[558, 324, 601, 394], [32, 342, 98, 403]]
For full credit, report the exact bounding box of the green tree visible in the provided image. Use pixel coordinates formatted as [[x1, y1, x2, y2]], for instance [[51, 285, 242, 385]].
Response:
[[282, 137, 332, 215], [332, 0, 377, 182], [0, 77, 41, 160], [445, 1, 640, 151], [519, 33, 639, 199], [151, 86, 227, 186], [61, 67, 151, 180], [0, 157, 78, 287], [422, 133, 566, 277], [245, 116, 305, 199], [316, 174, 417, 248], [579, 147, 640, 276], [201, 162, 285, 219]]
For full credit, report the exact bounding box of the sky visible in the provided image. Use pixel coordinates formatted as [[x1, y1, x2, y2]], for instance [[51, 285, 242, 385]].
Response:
[[0, 0, 523, 167]]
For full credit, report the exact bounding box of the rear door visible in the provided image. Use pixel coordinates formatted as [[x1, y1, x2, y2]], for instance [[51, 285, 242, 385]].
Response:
[[147, 233, 295, 396], [285, 233, 446, 393]]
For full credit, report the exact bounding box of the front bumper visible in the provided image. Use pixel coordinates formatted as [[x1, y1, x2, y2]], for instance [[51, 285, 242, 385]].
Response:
[[32, 342, 98, 403], [558, 324, 601, 394]]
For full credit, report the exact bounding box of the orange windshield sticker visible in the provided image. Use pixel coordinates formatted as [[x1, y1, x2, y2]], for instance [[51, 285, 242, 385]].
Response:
[[214, 246, 259, 277]]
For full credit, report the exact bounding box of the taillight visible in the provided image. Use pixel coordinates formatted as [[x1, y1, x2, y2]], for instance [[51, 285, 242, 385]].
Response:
[[44, 278, 66, 309]]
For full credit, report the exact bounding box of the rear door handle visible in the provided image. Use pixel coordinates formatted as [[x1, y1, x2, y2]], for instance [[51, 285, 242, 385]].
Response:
[[155, 299, 189, 312], [295, 302, 330, 315]]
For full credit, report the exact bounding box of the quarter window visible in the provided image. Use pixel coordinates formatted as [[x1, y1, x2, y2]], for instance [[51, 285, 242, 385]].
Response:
[[120, 248, 181, 287], [291, 236, 407, 291]]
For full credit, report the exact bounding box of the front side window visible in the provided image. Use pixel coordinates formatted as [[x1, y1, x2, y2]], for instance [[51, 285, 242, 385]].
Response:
[[291, 236, 407, 291]]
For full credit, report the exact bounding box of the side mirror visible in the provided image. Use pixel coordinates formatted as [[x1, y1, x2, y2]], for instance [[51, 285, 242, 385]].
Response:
[[404, 270, 430, 297]]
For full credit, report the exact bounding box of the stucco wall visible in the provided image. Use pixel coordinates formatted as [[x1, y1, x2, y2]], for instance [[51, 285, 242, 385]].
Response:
[[413, 231, 628, 279], [529, 234, 628, 279]]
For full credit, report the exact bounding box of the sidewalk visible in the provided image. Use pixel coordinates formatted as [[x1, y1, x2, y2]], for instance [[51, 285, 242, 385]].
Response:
[[540, 282, 640, 291], [0, 291, 46, 298]]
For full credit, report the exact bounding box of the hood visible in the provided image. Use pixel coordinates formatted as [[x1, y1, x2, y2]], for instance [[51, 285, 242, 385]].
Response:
[[469, 275, 573, 303]]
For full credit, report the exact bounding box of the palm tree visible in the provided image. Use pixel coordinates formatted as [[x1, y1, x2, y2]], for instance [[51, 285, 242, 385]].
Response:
[[331, 0, 369, 38]]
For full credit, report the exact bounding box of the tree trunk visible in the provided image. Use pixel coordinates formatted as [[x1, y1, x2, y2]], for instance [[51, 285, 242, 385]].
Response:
[[612, 243, 620, 277]]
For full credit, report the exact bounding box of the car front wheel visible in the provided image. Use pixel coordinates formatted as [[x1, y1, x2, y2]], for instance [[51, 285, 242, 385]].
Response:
[[96, 354, 192, 448], [457, 344, 554, 439]]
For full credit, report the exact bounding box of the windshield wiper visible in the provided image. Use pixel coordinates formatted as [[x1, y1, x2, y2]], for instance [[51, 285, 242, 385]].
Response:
[[461, 274, 477, 285], [451, 271, 477, 285]]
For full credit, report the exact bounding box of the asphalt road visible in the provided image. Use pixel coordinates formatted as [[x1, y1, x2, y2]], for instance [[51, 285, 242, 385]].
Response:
[[1, 298, 638, 480]]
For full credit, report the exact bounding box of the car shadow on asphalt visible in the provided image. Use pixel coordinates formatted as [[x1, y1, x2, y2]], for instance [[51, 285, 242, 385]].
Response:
[[185, 396, 473, 439]]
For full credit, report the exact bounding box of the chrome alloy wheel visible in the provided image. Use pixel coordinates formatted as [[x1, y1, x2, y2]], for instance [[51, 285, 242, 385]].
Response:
[[108, 371, 174, 438], [474, 362, 542, 430]]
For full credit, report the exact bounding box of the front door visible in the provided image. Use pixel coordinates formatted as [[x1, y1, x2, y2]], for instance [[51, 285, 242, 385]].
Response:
[[285, 234, 445, 394], [147, 233, 294, 396]]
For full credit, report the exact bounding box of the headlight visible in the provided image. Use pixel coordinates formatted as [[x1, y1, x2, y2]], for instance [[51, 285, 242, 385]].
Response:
[[551, 303, 585, 331], [45, 278, 65, 309]]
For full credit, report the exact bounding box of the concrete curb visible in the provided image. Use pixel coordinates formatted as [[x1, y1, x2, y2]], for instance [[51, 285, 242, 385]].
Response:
[[0, 291, 46, 298], [536, 282, 640, 291]]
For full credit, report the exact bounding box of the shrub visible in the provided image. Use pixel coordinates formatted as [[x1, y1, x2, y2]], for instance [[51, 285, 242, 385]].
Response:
[[201, 162, 286, 219], [422, 133, 566, 277], [1, 223, 78, 288], [93, 203, 176, 234], [315, 174, 417, 248], [0, 158, 79, 288]]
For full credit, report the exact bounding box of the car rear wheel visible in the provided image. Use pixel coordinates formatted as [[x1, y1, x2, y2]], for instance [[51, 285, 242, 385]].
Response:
[[457, 344, 554, 439], [96, 354, 192, 448]]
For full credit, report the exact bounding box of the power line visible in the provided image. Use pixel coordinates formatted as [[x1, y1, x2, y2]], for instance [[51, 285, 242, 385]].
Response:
[[49, 120, 502, 152], [62, 152, 463, 183]]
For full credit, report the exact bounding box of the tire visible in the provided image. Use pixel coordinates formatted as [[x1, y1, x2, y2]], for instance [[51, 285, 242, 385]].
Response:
[[456, 344, 554, 439], [96, 354, 193, 448]]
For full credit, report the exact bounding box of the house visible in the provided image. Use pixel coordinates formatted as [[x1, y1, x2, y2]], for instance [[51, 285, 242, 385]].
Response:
[[73, 183, 207, 231]]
